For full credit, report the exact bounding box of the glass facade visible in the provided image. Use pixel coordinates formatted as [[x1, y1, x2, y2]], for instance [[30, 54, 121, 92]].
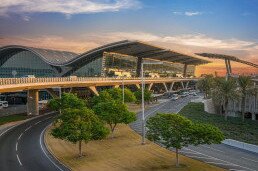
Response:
[[0, 51, 57, 78], [103, 52, 195, 77], [72, 57, 103, 77]]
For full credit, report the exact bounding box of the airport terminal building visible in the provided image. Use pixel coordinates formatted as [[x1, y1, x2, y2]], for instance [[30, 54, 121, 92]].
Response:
[[0, 40, 208, 79]]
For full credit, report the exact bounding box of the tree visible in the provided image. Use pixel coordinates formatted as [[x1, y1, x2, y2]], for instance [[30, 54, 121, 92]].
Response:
[[238, 76, 253, 121], [48, 93, 86, 112], [197, 75, 214, 99], [212, 78, 239, 121], [134, 89, 152, 104], [90, 90, 113, 107], [107, 88, 136, 103], [51, 107, 109, 157], [146, 114, 224, 167], [93, 100, 136, 137]]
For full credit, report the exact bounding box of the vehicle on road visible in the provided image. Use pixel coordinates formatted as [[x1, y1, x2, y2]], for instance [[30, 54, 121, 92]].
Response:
[[180, 91, 189, 97], [0, 101, 8, 108], [171, 94, 179, 100]]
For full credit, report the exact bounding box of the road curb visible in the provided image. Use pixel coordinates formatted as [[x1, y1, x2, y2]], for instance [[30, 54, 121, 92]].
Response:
[[222, 139, 258, 154], [43, 124, 72, 171]]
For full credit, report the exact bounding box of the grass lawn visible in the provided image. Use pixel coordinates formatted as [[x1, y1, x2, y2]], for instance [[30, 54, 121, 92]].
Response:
[[0, 114, 28, 126], [45, 124, 224, 171], [179, 102, 258, 145]]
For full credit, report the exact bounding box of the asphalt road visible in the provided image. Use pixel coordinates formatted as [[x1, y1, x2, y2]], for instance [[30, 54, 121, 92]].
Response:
[[130, 95, 258, 171], [0, 112, 69, 171]]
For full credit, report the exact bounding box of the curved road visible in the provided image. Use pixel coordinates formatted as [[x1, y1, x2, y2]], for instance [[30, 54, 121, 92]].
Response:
[[0, 112, 69, 171], [131, 96, 258, 171]]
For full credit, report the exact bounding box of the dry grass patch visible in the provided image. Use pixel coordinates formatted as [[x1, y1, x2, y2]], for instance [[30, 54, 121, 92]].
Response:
[[45, 124, 225, 171]]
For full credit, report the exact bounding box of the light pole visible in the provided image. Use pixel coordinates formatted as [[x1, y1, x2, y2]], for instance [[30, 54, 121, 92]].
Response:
[[122, 76, 125, 104], [141, 61, 163, 145]]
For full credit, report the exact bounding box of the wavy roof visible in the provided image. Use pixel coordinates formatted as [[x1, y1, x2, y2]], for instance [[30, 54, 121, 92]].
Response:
[[0, 40, 209, 70]]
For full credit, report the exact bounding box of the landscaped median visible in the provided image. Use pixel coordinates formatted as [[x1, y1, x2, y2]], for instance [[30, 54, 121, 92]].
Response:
[[45, 124, 225, 171]]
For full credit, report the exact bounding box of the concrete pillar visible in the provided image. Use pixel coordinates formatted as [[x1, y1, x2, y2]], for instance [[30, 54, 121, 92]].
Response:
[[136, 57, 143, 77], [185, 81, 190, 89], [148, 83, 153, 91], [183, 64, 188, 77], [169, 82, 175, 92], [46, 88, 58, 98], [163, 83, 168, 92], [181, 82, 185, 89], [88, 86, 99, 96], [135, 84, 141, 89], [27, 89, 39, 115]]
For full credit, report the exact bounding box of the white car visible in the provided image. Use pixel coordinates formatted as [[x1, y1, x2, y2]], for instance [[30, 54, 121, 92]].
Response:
[[0, 101, 8, 108], [171, 94, 179, 100]]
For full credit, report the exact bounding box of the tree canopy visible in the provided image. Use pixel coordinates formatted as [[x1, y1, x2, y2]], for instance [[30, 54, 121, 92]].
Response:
[[51, 107, 109, 157], [93, 100, 136, 137], [196, 75, 214, 99], [48, 93, 86, 111], [146, 113, 224, 167], [134, 89, 152, 104]]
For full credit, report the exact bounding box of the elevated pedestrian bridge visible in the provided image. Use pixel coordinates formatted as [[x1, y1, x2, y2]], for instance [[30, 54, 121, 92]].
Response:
[[0, 77, 197, 115]]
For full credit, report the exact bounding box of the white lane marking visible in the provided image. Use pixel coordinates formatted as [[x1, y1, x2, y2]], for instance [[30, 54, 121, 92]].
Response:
[[16, 154, 22, 166], [184, 148, 256, 171], [18, 133, 23, 140], [34, 121, 42, 125], [241, 157, 258, 163], [16, 142, 18, 151], [40, 124, 64, 171], [186, 155, 219, 160], [145, 100, 172, 118], [24, 126, 32, 132], [200, 145, 225, 154], [206, 161, 237, 166], [0, 125, 15, 137]]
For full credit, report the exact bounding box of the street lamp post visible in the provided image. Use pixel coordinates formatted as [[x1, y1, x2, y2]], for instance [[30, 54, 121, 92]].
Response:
[[141, 61, 163, 145], [122, 76, 125, 104]]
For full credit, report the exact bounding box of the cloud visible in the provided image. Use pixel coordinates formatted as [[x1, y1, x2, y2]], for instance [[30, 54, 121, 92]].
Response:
[[0, 0, 141, 17], [173, 11, 203, 16]]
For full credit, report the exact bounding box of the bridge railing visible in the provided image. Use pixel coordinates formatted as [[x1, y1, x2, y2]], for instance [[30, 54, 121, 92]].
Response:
[[0, 77, 194, 86]]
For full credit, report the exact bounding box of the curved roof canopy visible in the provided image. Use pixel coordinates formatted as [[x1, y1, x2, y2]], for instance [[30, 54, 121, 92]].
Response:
[[196, 53, 258, 68], [0, 40, 209, 74]]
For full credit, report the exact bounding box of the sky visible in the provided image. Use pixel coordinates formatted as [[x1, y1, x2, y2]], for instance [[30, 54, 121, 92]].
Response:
[[0, 0, 258, 76]]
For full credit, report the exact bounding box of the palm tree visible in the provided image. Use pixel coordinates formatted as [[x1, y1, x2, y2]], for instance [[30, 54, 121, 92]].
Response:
[[212, 78, 239, 121], [197, 75, 214, 99], [238, 76, 253, 121], [248, 87, 258, 120]]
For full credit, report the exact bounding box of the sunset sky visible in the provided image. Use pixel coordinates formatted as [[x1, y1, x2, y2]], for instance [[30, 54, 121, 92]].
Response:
[[0, 0, 258, 76]]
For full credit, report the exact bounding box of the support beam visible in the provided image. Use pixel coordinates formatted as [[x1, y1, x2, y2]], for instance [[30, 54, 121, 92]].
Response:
[[183, 64, 188, 78], [228, 60, 232, 74], [27, 89, 39, 115], [163, 83, 168, 92], [225, 59, 230, 80], [185, 81, 190, 89], [46, 88, 59, 98], [148, 83, 153, 91], [136, 57, 143, 77], [88, 86, 99, 96], [169, 82, 175, 92], [135, 84, 141, 89], [180, 82, 185, 89]]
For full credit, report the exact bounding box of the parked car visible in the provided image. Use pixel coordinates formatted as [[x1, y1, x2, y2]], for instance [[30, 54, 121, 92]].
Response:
[[0, 101, 8, 108], [171, 94, 179, 101], [180, 91, 189, 97]]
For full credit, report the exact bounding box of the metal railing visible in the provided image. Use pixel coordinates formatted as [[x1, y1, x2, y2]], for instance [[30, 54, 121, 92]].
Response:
[[0, 77, 194, 86]]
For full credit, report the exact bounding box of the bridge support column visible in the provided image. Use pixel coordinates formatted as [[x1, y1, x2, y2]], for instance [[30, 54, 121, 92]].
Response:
[[88, 86, 99, 96], [148, 83, 153, 91], [225, 59, 232, 80], [135, 84, 141, 89], [27, 89, 39, 116], [183, 64, 188, 77], [169, 82, 175, 92], [46, 88, 59, 98], [180, 82, 185, 89], [163, 83, 168, 92], [136, 57, 143, 77], [185, 81, 190, 89]]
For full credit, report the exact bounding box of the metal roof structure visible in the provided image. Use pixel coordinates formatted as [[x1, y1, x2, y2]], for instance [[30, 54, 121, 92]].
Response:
[[0, 40, 209, 76], [196, 53, 258, 68]]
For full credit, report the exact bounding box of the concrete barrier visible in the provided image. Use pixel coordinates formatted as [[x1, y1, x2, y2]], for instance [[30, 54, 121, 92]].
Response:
[[223, 139, 258, 154]]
